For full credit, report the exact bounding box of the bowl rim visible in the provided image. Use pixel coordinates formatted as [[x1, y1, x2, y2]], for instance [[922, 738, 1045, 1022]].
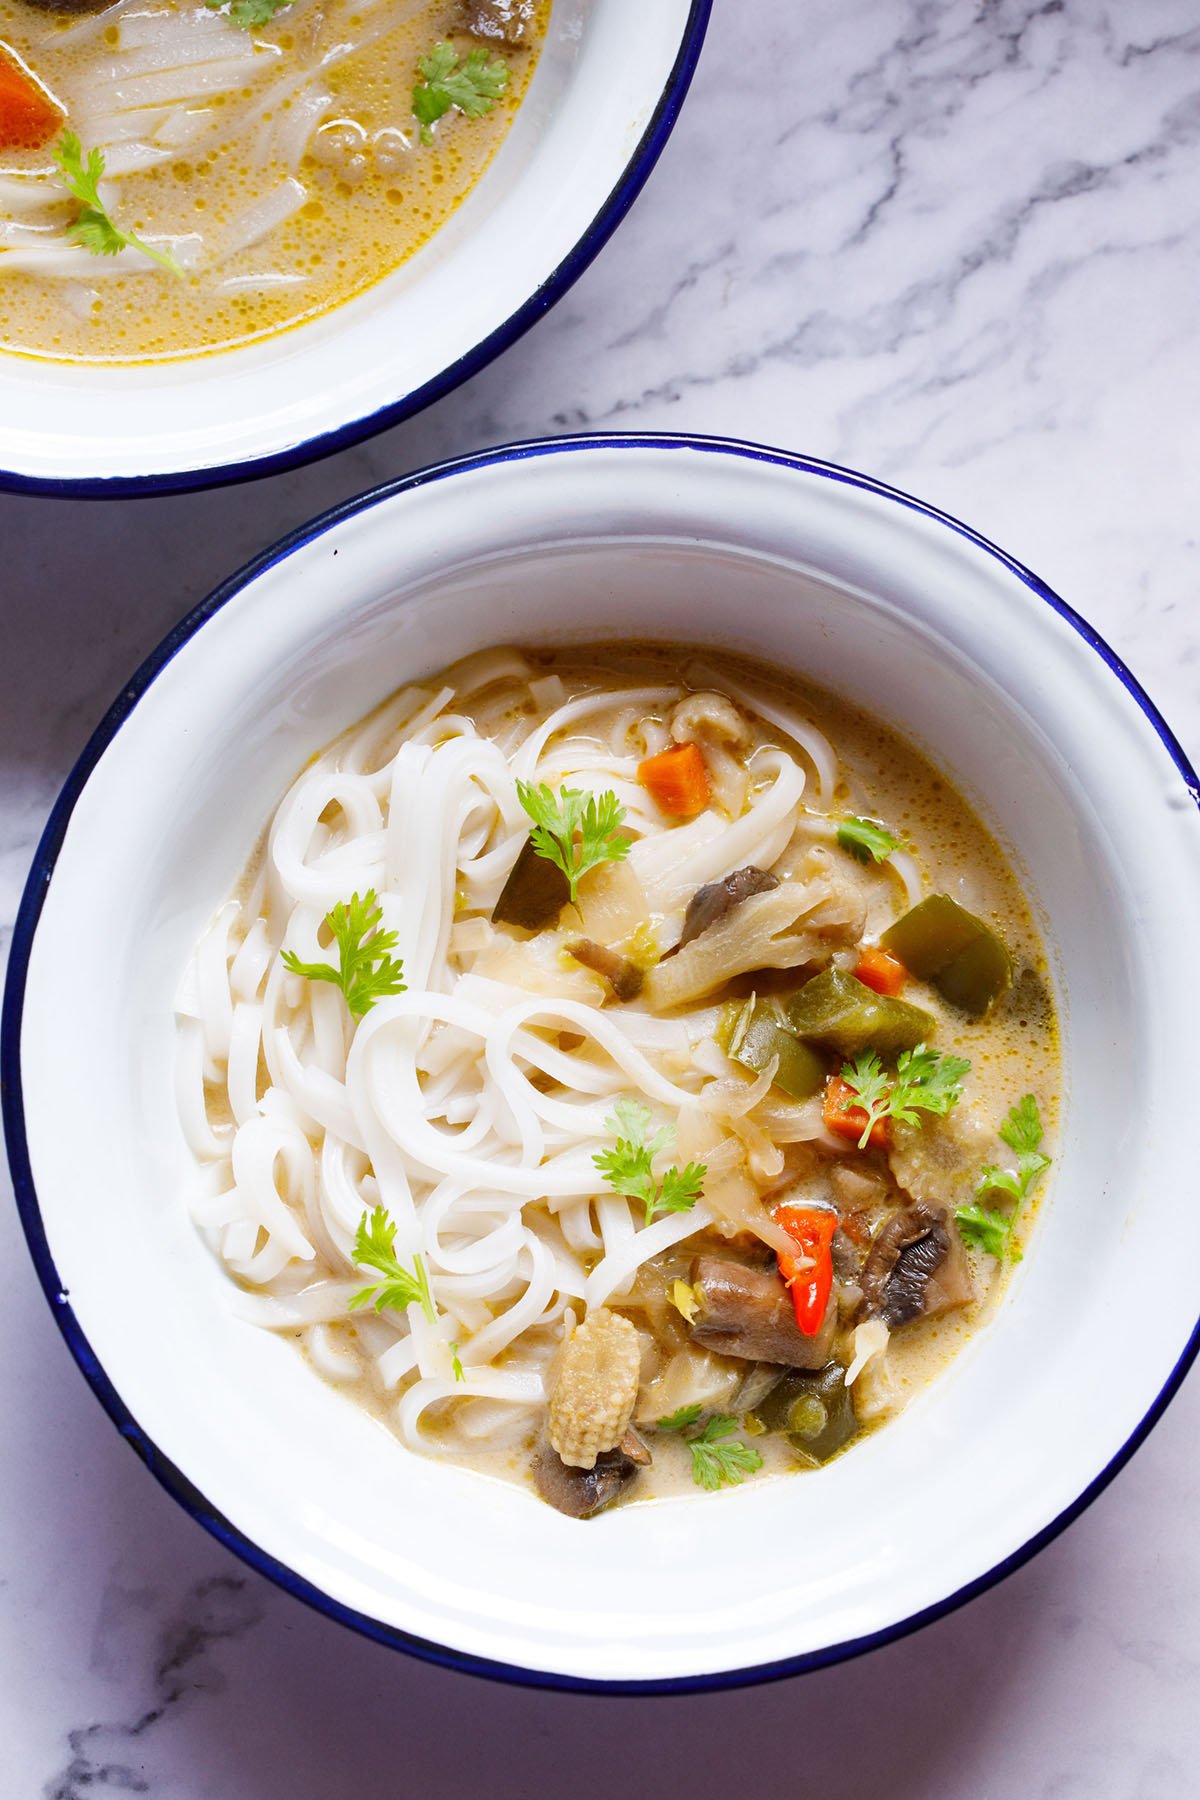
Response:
[[0, 4, 711, 501], [5, 430, 1200, 1694]]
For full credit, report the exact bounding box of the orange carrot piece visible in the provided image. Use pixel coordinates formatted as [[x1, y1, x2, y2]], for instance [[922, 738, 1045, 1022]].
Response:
[[637, 741, 712, 817], [854, 945, 907, 997], [0, 48, 64, 152], [823, 1074, 890, 1149]]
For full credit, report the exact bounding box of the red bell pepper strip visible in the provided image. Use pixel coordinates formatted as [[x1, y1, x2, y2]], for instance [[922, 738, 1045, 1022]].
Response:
[[775, 1203, 837, 1336]]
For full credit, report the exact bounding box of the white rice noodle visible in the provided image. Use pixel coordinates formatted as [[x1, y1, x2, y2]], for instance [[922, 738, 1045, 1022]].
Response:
[[270, 86, 334, 168], [180, 660, 854, 1457], [219, 178, 307, 261], [629, 746, 807, 917], [0, 177, 71, 215], [0, 235, 200, 276], [687, 661, 838, 802]]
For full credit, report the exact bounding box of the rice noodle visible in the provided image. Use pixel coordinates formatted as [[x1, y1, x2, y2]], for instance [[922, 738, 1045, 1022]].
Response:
[[180, 653, 868, 1459]]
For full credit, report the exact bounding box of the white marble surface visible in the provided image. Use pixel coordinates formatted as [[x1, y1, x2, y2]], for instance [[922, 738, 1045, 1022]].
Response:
[[3, 0, 1199, 1791]]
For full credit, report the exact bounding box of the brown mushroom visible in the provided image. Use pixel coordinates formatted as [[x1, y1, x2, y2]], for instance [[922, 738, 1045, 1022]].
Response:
[[533, 1428, 650, 1519], [566, 939, 644, 1001], [859, 1203, 973, 1329], [689, 1254, 836, 1368], [678, 865, 780, 949], [456, 0, 533, 44]]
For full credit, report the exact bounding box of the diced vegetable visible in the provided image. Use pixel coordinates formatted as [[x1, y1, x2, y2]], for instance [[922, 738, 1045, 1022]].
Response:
[[881, 894, 1012, 1017], [835, 1045, 970, 1149], [637, 741, 712, 817], [751, 1362, 858, 1465], [566, 938, 644, 1000], [689, 1255, 835, 1368], [679, 865, 778, 948], [854, 945, 907, 997], [492, 836, 570, 929], [724, 996, 828, 1100], [0, 50, 63, 152], [823, 1074, 890, 1148], [775, 1204, 837, 1334], [785, 967, 934, 1059]]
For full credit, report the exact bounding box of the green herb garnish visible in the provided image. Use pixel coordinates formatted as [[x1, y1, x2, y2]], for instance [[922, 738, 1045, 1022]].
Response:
[[593, 1099, 706, 1228], [515, 780, 630, 906], [281, 889, 406, 1018], [52, 132, 183, 277], [203, 0, 291, 27], [347, 1206, 435, 1320], [656, 1404, 703, 1432], [450, 1342, 465, 1382], [837, 816, 902, 864], [838, 1044, 971, 1149], [412, 41, 509, 145], [656, 1409, 763, 1491], [955, 1094, 1050, 1262]]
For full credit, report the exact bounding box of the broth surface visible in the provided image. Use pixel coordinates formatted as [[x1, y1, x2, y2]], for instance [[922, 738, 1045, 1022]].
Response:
[[0, 0, 547, 360]]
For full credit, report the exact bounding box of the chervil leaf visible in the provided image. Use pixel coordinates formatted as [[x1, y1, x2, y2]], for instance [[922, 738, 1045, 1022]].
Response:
[[515, 780, 630, 905], [203, 0, 291, 26], [412, 41, 508, 144], [52, 131, 183, 277], [953, 1203, 1012, 1260], [837, 1043, 970, 1149], [836, 1049, 893, 1146], [657, 1404, 703, 1432], [955, 1093, 1050, 1261], [837, 817, 902, 864], [347, 1206, 435, 1320], [975, 1165, 1024, 1203], [593, 1103, 706, 1227], [1000, 1093, 1044, 1156], [685, 1415, 764, 1492], [281, 888, 407, 1018], [656, 1162, 709, 1216]]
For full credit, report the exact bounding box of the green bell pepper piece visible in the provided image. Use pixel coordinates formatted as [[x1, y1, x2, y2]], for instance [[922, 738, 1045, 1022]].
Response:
[[785, 968, 934, 1059], [725, 998, 828, 1100], [752, 1362, 858, 1465], [880, 894, 1012, 1017]]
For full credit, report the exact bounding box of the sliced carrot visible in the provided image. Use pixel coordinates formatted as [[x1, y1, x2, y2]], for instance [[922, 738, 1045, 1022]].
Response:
[[0, 46, 63, 152], [824, 1074, 890, 1149], [637, 741, 712, 818], [854, 945, 907, 997]]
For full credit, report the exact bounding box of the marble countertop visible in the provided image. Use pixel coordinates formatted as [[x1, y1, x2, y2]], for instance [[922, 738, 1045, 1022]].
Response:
[[4, 0, 1199, 1792]]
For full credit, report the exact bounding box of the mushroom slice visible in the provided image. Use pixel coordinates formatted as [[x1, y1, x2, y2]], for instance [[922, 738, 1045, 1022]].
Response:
[[566, 938, 644, 1001], [644, 878, 865, 1011], [859, 1204, 973, 1329], [689, 1255, 836, 1368], [678, 865, 780, 949], [534, 1435, 645, 1519], [457, 0, 534, 44]]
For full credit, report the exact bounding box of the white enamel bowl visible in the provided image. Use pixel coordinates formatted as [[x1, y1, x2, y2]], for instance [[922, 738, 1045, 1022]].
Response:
[[0, 3, 708, 495], [6, 435, 1200, 1691]]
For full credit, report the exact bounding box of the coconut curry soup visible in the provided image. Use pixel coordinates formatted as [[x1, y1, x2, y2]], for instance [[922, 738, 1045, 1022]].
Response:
[[178, 646, 1059, 1518], [0, 0, 546, 360]]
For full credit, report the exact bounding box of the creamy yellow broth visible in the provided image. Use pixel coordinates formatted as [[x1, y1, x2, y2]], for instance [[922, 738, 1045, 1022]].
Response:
[[0, 0, 547, 361], [224, 644, 1059, 1509]]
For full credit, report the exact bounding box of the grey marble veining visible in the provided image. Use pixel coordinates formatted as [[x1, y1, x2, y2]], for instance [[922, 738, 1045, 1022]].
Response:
[[2, 0, 1199, 1793]]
